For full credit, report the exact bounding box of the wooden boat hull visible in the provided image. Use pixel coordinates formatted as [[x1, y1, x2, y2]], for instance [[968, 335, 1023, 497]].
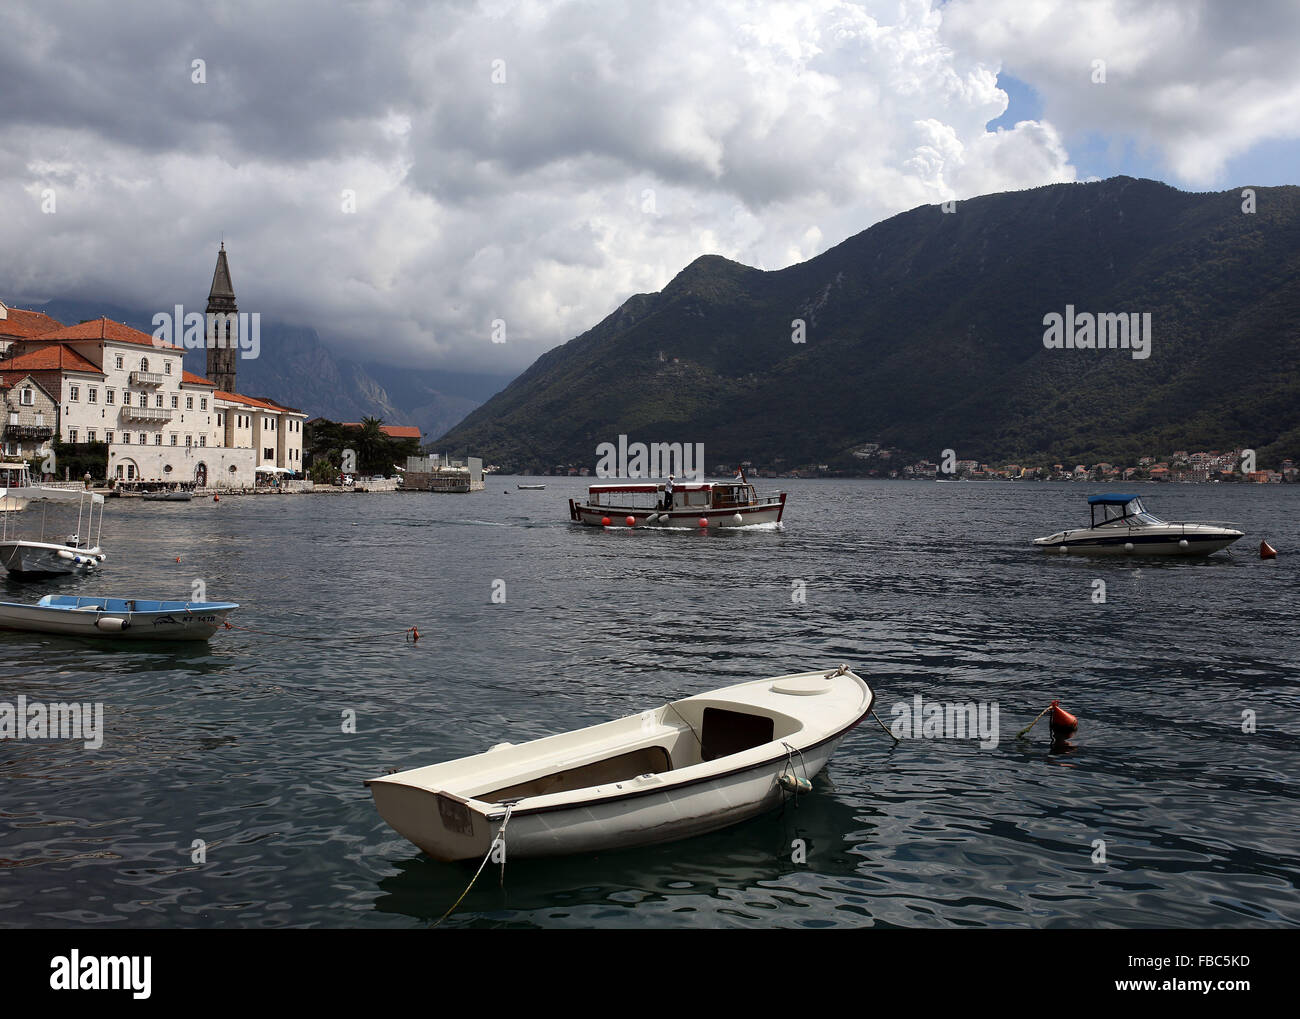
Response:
[[368, 667, 871, 861], [371, 737, 844, 860], [569, 499, 786, 528], [0, 596, 238, 640]]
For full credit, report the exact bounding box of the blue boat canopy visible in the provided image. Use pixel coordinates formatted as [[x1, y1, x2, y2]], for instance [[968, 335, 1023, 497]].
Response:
[[1087, 493, 1140, 505]]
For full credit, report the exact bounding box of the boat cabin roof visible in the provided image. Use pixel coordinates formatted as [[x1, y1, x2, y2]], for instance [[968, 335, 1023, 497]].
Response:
[[1088, 493, 1140, 505], [588, 481, 746, 493]]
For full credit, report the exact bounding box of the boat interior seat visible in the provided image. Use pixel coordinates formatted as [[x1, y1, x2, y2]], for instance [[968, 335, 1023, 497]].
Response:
[[479, 745, 673, 803]]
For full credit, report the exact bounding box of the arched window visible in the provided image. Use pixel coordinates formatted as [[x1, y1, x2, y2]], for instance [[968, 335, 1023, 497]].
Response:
[[140, 357, 149, 372]]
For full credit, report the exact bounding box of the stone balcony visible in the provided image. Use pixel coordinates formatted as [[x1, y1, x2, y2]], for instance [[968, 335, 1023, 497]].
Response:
[[129, 370, 166, 386], [120, 405, 173, 422]]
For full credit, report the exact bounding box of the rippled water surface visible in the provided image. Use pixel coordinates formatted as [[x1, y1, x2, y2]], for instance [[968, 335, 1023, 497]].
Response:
[[2, 479, 1297, 928]]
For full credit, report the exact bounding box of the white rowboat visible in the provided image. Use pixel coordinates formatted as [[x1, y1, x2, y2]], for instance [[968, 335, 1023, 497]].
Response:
[[367, 666, 872, 861]]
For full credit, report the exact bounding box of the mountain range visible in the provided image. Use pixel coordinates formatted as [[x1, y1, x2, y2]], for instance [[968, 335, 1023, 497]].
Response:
[[433, 176, 1300, 472]]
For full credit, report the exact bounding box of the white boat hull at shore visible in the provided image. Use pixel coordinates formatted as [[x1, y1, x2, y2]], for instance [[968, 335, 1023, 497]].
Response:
[[368, 667, 872, 861]]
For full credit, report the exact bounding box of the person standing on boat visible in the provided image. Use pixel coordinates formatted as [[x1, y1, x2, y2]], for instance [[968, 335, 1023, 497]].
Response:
[[662, 474, 675, 510]]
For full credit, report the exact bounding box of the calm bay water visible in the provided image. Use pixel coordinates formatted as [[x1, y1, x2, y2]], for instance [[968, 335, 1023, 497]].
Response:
[[2, 479, 1297, 929]]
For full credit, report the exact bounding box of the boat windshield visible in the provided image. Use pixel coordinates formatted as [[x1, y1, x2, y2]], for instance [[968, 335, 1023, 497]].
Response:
[[1093, 498, 1164, 527]]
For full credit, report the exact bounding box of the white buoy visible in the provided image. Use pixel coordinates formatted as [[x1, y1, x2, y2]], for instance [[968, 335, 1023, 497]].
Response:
[[57, 549, 75, 560], [95, 617, 129, 632], [1058, 545, 1068, 554], [1124, 543, 1133, 552], [1178, 539, 1189, 548], [732, 513, 743, 525]]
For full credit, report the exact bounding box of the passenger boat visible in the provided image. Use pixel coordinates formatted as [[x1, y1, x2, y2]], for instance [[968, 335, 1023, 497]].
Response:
[[0, 459, 36, 512], [568, 477, 786, 527], [0, 595, 239, 640], [367, 665, 872, 861], [0, 485, 106, 574], [1033, 493, 1244, 556]]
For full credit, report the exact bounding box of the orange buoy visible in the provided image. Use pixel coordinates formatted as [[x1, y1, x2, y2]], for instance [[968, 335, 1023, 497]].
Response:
[[1261, 540, 1277, 559], [698, 517, 709, 528], [1049, 699, 1078, 741], [600, 516, 611, 527], [175, 557, 181, 563], [411, 626, 420, 642], [213, 494, 220, 502], [625, 515, 636, 527]]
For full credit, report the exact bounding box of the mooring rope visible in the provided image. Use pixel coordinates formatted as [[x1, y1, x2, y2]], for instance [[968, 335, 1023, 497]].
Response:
[[432, 803, 514, 928]]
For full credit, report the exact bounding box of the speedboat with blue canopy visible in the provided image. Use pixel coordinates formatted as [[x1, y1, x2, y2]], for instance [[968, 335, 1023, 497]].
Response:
[[1033, 493, 1243, 556]]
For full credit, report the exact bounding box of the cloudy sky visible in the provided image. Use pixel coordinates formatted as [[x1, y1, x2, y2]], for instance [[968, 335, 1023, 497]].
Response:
[[3, 0, 1298, 374]]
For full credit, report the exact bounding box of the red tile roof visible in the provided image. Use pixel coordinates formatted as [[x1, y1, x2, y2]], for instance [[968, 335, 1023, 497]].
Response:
[[182, 370, 215, 387], [31, 316, 182, 351], [0, 345, 103, 374], [0, 306, 64, 338], [215, 390, 283, 412], [339, 422, 421, 439], [0, 372, 55, 399]]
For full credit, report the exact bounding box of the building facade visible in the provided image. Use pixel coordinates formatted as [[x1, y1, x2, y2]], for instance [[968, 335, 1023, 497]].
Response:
[[0, 248, 307, 487], [0, 370, 58, 461]]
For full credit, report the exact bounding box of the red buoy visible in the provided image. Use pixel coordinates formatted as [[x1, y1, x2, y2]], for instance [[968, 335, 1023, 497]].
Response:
[[600, 516, 611, 527], [625, 515, 636, 527], [1261, 540, 1277, 559], [698, 517, 709, 528], [213, 494, 220, 502], [1049, 699, 1078, 741]]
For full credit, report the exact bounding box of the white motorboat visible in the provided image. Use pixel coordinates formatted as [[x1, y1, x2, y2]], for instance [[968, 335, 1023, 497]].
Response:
[[0, 595, 239, 640], [1033, 493, 1243, 556], [367, 666, 872, 861], [142, 490, 193, 502], [516, 484, 546, 490], [0, 485, 106, 575], [568, 477, 786, 528]]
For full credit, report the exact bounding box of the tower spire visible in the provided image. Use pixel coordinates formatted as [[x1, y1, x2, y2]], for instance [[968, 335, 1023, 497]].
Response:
[[206, 243, 238, 393]]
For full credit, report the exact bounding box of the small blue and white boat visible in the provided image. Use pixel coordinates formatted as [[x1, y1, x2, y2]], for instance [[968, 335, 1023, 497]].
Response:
[[0, 595, 239, 640], [1034, 494, 1243, 556]]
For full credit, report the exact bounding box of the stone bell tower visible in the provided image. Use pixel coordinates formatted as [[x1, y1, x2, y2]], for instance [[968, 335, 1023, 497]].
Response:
[[206, 242, 238, 393]]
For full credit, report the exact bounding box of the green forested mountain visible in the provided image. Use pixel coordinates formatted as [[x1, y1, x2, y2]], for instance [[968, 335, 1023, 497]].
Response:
[[435, 177, 1300, 472]]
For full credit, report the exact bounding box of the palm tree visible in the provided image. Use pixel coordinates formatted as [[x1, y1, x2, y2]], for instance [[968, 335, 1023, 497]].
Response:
[[356, 417, 385, 475]]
